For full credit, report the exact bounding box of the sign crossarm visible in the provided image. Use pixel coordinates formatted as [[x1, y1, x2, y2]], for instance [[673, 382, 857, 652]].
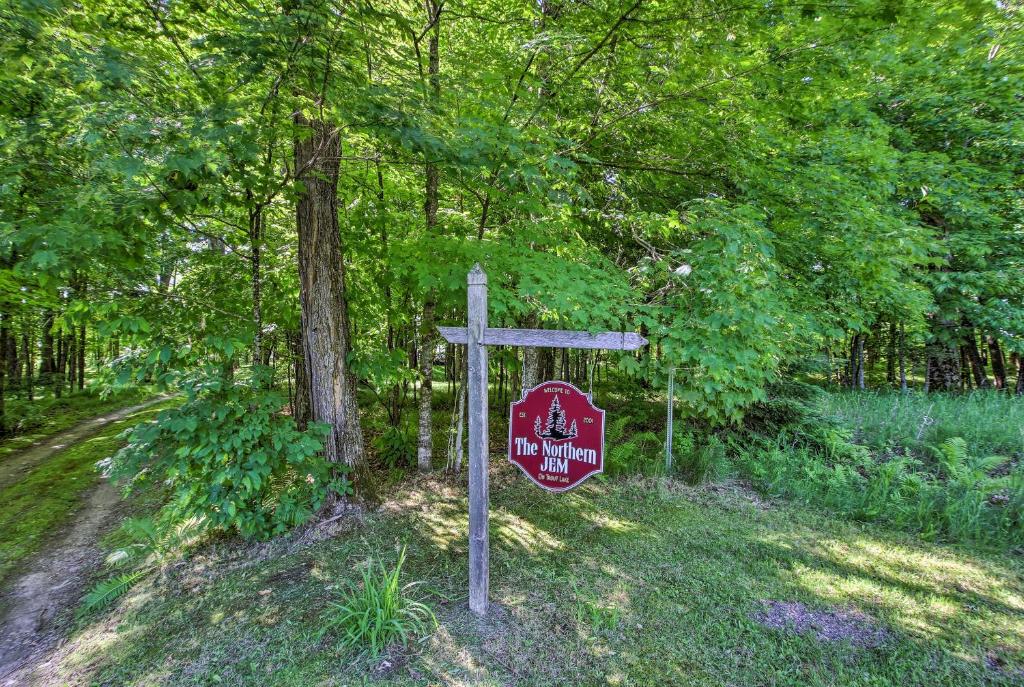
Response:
[[438, 326, 647, 351]]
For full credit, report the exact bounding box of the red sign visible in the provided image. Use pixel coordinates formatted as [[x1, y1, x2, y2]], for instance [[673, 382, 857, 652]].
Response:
[[508, 381, 605, 492]]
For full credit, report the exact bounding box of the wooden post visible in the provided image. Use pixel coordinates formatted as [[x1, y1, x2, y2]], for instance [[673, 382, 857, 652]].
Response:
[[439, 264, 647, 617], [664, 367, 675, 472], [467, 264, 489, 616]]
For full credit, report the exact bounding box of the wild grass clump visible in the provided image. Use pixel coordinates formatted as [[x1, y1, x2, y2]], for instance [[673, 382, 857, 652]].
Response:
[[733, 436, 1024, 549], [820, 389, 1024, 460], [318, 546, 436, 655], [671, 432, 730, 485]]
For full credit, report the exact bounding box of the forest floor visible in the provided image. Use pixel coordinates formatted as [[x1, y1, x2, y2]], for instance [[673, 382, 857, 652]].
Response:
[[0, 398, 171, 683], [13, 465, 1024, 686]]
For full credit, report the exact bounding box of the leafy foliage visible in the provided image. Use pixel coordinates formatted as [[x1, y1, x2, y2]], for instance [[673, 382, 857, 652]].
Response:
[[372, 426, 417, 469], [603, 415, 662, 477], [109, 373, 344, 539], [80, 515, 207, 616]]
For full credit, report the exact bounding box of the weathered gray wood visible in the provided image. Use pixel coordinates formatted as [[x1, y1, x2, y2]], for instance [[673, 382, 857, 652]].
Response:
[[466, 264, 489, 616], [438, 327, 647, 351], [665, 367, 675, 471]]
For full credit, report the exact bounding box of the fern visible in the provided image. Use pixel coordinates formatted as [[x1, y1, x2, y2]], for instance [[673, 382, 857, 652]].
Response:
[[79, 570, 148, 615], [81, 516, 207, 617]]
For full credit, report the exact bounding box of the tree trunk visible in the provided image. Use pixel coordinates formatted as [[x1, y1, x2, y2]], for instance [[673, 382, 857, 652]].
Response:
[[886, 322, 896, 385], [849, 333, 866, 390], [39, 309, 55, 386], [249, 204, 264, 374], [986, 335, 1007, 390], [289, 330, 312, 431], [417, 299, 436, 472], [416, 0, 442, 473], [857, 334, 866, 389], [77, 325, 85, 390], [54, 327, 65, 398], [67, 331, 77, 394], [962, 327, 990, 389], [898, 322, 908, 392], [1016, 355, 1024, 396], [522, 347, 540, 389], [4, 321, 17, 392], [21, 329, 32, 401], [926, 340, 960, 392], [294, 113, 366, 483]]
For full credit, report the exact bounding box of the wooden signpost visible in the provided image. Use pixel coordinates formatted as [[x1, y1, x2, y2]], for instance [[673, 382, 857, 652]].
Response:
[[439, 264, 647, 616]]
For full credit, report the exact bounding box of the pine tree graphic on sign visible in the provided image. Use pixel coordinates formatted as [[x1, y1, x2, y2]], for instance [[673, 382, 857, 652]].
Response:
[[535, 395, 578, 440]]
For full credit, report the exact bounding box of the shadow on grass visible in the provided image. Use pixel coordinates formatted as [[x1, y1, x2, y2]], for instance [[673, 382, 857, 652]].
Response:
[[39, 466, 1024, 687]]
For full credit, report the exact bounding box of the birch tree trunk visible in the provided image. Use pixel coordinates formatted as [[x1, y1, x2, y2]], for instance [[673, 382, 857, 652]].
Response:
[[294, 113, 366, 485], [898, 322, 908, 392], [416, 0, 442, 472]]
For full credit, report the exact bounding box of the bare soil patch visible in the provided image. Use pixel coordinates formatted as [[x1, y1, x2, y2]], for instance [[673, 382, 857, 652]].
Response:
[[752, 599, 891, 649]]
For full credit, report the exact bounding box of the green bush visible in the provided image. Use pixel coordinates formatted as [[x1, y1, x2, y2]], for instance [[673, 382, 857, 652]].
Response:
[[318, 546, 436, 655], [820, 390, 1024, 461], [372, 425, 417, 468], [109, 371, 346, 539]]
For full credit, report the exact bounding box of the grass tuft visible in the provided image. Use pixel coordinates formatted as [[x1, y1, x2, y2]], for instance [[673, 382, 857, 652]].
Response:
[[317, 545, 436, 656]]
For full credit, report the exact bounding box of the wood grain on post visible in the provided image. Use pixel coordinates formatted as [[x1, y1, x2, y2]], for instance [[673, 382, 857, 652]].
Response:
[[467, 263, 489, 616], [438, 327, 647, 351]]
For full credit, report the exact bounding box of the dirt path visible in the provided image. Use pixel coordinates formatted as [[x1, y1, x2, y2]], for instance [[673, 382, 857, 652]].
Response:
[[0, 397, 167, 492], [0, 398, 167, 684]]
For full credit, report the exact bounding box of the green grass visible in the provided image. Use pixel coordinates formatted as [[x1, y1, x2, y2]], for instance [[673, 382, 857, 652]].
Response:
[[43, 469, 1023, 686], [0, 401, 174, 587], [0, 388, 153, 463], [820, 389, 1024, 460]]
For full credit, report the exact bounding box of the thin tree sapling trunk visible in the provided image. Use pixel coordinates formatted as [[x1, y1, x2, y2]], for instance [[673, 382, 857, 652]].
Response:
[[77, 325, 85, 390], [898, 322, 908, 392], [39, 309, 54, 387], [416, 0, 443, 472]]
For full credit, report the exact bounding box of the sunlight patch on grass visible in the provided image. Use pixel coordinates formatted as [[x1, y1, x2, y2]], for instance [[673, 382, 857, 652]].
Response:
[[576, 510, 640, 534], [492, 509, 564, 554]]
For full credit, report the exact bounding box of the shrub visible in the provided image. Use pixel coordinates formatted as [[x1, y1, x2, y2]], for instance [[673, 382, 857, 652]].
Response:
[[820, 390, 1024, 461], [373, 425, 417, 468], [674, 433, 730, 486], [108, 371, 346, 540], [732, 435, 1024, 549], [318, 546, 436, 655]]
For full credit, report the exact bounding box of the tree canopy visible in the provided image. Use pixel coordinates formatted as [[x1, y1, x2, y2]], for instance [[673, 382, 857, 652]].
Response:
[[1, 0, 1022, 529]]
